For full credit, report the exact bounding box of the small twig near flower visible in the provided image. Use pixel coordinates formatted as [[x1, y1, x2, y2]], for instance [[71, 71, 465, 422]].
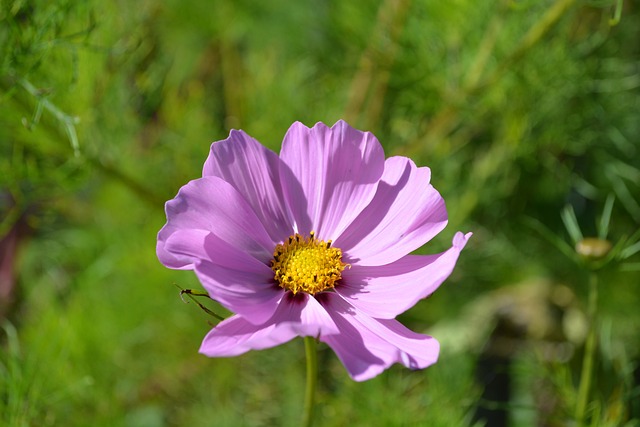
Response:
[[609, 0, 623, 26], [174, 284, 225, 321], [19, 78, 81, 157]]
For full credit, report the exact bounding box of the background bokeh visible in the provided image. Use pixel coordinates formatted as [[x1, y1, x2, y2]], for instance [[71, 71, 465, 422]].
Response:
[[1, 0, 639, 426]]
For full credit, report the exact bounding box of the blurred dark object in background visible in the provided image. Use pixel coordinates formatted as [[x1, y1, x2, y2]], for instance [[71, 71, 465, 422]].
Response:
[[466, 281, 584, 427], [0, 191, 32, 320]]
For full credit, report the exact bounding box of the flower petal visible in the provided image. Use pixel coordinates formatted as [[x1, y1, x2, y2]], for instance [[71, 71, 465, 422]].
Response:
[[164, 229, 272, 272], [157, 229, 210, 270], [335, 156, 448, 265], [202, 130, 294, 242], [293, 293, 340, 338], [157, 176, 275, 269], [337, 232, 472, 319], [163, 229, 281, 324], [199, 314, 299, 357], [195, 260, 282, 325], [319, 293, 440, 382], [279, 120, 385, 239], [199, 293, 339, 357]]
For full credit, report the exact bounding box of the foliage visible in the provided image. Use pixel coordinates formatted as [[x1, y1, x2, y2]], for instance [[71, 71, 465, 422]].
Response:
[[1, 0, 638, 425]]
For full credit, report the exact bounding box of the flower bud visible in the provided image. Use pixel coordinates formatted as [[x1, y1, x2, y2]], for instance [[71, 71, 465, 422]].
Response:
[[575, 238, 612, 259]]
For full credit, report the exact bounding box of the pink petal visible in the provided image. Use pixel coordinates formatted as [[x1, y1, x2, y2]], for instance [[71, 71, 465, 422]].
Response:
[[203, 130, 294, 242], [337, 232, 472, 319], [195, 260, 283, 324], [200, 293, 339, 357], [335, 157, 448, 265], [164, 229, 272, 273], [164, 229, 282, 324], [157, 228, 210, 270], [199, 314, 299, 357], [319, 293, 440, 382], [279, 120, 385, 240], [157, 176, 276, 269]]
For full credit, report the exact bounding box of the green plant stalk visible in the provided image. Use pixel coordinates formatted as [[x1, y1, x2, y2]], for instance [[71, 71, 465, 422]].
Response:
[[302, 336, 318, 427], [575, 273, 598, 426], [406, 0, 578, 159], [1, 76, 165, 208]]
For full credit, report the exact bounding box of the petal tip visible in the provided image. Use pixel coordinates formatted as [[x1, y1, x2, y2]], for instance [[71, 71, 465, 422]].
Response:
[[453, 231, 472, 249]]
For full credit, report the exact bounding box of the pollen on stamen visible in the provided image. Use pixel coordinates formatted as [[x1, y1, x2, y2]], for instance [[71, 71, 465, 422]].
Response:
[[271, 232, 348, 295]]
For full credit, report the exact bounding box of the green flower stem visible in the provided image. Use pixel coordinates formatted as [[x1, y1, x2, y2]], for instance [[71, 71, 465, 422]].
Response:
[[302, 336, 318, 427], [575, 273, 598, 426]]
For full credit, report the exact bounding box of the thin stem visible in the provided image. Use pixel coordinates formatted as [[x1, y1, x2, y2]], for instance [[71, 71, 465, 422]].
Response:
[[2, 76, 165, 208], [406, 0, 577, 158], [575, 273, 598, 426], [344, 0, 410, 129], [476, 0, 577, 95], [302, 336, 318, 427], [18, 78, 81, 157]]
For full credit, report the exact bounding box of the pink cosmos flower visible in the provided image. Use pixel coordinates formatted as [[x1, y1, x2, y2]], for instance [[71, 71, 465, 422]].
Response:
[[157, 120, 471, 381]]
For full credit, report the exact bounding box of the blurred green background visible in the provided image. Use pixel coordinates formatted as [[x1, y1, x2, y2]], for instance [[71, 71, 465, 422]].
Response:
[[1, 0, 639, 426]]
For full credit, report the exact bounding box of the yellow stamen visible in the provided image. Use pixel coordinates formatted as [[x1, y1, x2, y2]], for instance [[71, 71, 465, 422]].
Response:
[[271, 231, 348, 295]]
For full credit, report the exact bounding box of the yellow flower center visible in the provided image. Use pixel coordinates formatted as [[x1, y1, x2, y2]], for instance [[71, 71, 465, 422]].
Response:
[[271, 232, 348, 295]]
